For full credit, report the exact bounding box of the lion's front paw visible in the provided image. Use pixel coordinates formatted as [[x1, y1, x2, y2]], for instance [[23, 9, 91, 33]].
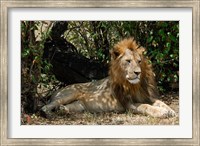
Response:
[[156, 108, 169, 118], [149, 107, 176, 118], [168, 109, 177, 117], [159, 108, 177, 118]]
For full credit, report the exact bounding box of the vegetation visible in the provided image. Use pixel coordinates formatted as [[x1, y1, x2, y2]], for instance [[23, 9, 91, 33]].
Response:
[[21, 21, 179, 114]]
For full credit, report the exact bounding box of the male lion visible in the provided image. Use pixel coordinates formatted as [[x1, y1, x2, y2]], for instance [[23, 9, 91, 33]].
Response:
[[41, 38, 176, 118]]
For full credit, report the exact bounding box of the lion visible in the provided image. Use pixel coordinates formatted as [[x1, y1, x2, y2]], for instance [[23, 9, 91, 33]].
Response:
[[41, 38, 176, 118]]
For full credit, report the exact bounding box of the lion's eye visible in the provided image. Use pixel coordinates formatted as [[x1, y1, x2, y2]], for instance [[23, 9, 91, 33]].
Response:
[[138, 60, 141, 64], [126, 59, 131, 63]]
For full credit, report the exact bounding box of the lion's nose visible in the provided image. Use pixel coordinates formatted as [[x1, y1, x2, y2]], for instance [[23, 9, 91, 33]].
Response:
[[133, 67, 141, 76], [134, 71, 141, 76]]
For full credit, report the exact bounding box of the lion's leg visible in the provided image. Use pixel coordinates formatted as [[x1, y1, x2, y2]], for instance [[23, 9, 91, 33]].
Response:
[[127, 103, 174, 118], [59, 100, 86, 113], [41, 93, 77, 118], [152, 100, 176, 117]]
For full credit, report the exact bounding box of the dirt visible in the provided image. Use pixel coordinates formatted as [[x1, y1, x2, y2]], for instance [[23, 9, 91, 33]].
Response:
[[22, 92, 179, 125]]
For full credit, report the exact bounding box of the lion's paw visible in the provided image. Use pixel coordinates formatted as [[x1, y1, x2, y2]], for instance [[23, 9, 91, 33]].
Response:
[[157, 108, 170, 118], [59, 105, 70, 113], [159, 108, 177, 118], [149, 107, 176, 118], [167, 109, 177, 117], [40, 106, 54, 119]]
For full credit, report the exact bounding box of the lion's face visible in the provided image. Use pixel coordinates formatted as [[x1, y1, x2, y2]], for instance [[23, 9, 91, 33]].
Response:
[[119, 48, 142, 84], [110, 38, 144, 85]]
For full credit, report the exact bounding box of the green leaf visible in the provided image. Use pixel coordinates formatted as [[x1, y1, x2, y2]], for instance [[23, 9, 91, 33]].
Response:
[[158, 29, 164, 36], [167, 77, 171, 82], [147, 36, 153, 43], [161, 22, 168, 27], [169, 34, 177, 42], [22, 49, 30, 58], [32, 75, 36, 83], [166, 42, 171, 48], [34, 56, 40, 62]]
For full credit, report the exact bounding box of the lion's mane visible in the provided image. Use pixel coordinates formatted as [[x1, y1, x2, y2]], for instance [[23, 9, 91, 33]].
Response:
[[109, 38, 159, 107]]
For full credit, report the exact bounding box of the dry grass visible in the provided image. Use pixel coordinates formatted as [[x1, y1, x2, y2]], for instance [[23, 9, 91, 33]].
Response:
[[22, 92, 179, 125]]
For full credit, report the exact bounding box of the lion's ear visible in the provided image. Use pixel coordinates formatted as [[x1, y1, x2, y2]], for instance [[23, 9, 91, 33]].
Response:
[[110, 50, 120, 60], [137, 46, 146, 55]]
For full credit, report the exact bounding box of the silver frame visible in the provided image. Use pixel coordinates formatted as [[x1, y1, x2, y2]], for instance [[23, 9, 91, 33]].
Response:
[[1, 0, 199, 145]]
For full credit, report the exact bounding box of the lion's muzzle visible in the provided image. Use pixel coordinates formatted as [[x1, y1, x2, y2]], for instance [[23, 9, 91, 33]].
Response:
[[126, 74, 140, 84], [126, 66, 141, 84]]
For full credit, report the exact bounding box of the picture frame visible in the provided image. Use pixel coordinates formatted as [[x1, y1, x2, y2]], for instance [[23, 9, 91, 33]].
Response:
[[0, 0, 199, 145]]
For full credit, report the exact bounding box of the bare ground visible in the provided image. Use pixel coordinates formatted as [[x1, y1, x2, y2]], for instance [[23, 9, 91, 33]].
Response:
[[22, 92, 179, 125]]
